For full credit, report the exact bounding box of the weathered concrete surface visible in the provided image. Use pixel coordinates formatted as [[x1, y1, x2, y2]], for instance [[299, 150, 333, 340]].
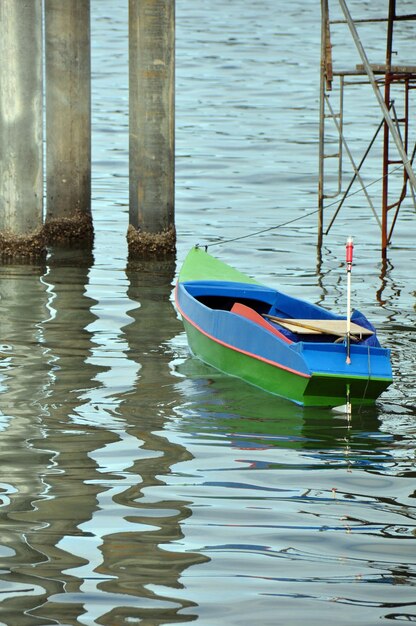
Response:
[[45, 0, 92, 223], [0, 1, 43, 237], [129, 0, 175, 245]]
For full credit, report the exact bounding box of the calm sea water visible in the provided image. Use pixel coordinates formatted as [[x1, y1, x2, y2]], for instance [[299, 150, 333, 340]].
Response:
[[0, 1, 415, 624]]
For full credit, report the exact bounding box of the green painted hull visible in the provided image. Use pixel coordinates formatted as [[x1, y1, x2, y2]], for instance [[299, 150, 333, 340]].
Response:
[[183, 319, 387, 407], [178, 247, 259, 284]]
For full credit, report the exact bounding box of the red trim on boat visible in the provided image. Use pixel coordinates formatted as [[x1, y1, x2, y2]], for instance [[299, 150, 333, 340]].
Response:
[[175, 285, 310, 380]]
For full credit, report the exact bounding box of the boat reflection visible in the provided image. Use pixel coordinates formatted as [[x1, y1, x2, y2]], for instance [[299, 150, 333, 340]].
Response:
[[174, 354, 391, 473]]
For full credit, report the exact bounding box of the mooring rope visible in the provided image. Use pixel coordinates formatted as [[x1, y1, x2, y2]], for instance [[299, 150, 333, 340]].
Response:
[[199, 208, 319, 250], [198, 160, 412, 250]]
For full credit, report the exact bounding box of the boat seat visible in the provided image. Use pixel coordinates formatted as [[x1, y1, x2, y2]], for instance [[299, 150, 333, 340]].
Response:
[[263, 315, 373, 337], [230, 302, 293, 344]]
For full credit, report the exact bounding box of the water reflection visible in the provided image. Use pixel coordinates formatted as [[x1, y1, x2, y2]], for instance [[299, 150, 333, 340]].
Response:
[[0, 263, 414, 624], [0, 0, 415, 621], [376, 257, 395, 306], [168, 357, 416, 623], [0, 255, 209, 624], [178, 358, 412, 484], [103, 260, 209, 623], [0, 250, 105, 623], [174, 357, 387, 466]]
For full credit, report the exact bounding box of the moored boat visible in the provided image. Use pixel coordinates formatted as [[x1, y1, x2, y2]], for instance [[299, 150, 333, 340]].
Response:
[[175, 246, 392, 407]]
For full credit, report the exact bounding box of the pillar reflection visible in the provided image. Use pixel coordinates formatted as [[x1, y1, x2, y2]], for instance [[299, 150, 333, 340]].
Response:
[[0, 251, 109, 624], [0, 255, 210, 624], [84, 260, 208, 624]]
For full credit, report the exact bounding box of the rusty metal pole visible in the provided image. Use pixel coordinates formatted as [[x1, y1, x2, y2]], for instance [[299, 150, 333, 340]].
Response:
[[44, 0, 93, 247], [381, 0, 395, 258], [128, 0, 176, 259], [0, 1, 44, 261], [318, 0, 331, 252]]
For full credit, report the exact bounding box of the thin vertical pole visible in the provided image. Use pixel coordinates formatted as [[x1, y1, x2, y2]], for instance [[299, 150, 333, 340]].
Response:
[[0, 1, 43, 251], [318, 0, 329, 250], [44, 0, 93, 245], [128, 0, 176, 258], [381, 0, 395, 258]]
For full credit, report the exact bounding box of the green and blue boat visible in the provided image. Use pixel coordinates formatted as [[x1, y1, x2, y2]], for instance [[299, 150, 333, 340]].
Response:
[[175, 246, 392, 407]]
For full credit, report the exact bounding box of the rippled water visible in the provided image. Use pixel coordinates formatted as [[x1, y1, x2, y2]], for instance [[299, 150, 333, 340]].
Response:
[[0, 1, 415, 624]]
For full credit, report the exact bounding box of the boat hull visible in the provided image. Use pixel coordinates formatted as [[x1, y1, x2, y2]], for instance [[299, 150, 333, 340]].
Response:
[[181, 315, 391, 407], [176, 248, 393, 407], [182, 317, 309, 404]]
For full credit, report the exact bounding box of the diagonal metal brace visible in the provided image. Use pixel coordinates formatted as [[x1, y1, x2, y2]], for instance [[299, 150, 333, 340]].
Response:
[[338, 0, 416, 192]]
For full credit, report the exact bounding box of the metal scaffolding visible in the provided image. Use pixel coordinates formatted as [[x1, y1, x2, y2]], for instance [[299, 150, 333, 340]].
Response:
[[318, 0, 416, 257]]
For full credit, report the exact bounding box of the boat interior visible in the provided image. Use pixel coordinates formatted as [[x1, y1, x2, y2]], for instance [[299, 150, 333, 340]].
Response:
[[182, 280, 379, 347]]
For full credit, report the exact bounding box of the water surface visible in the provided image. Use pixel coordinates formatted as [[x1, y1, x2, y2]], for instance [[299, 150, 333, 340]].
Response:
[[0, 1, 415, 624]]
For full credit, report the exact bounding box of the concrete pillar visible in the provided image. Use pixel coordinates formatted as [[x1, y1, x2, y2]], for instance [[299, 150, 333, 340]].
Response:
[[128, 0, 176, 258], [0, 1, 44, 260], [44, 0, 93, 246]]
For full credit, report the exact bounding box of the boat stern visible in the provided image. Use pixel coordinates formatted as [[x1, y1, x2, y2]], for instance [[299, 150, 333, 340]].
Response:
[[294, 341, 393, 406]]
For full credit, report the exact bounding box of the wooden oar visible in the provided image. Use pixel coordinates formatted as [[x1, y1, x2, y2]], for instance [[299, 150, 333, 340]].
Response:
[[263, 314, 373, 339]]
